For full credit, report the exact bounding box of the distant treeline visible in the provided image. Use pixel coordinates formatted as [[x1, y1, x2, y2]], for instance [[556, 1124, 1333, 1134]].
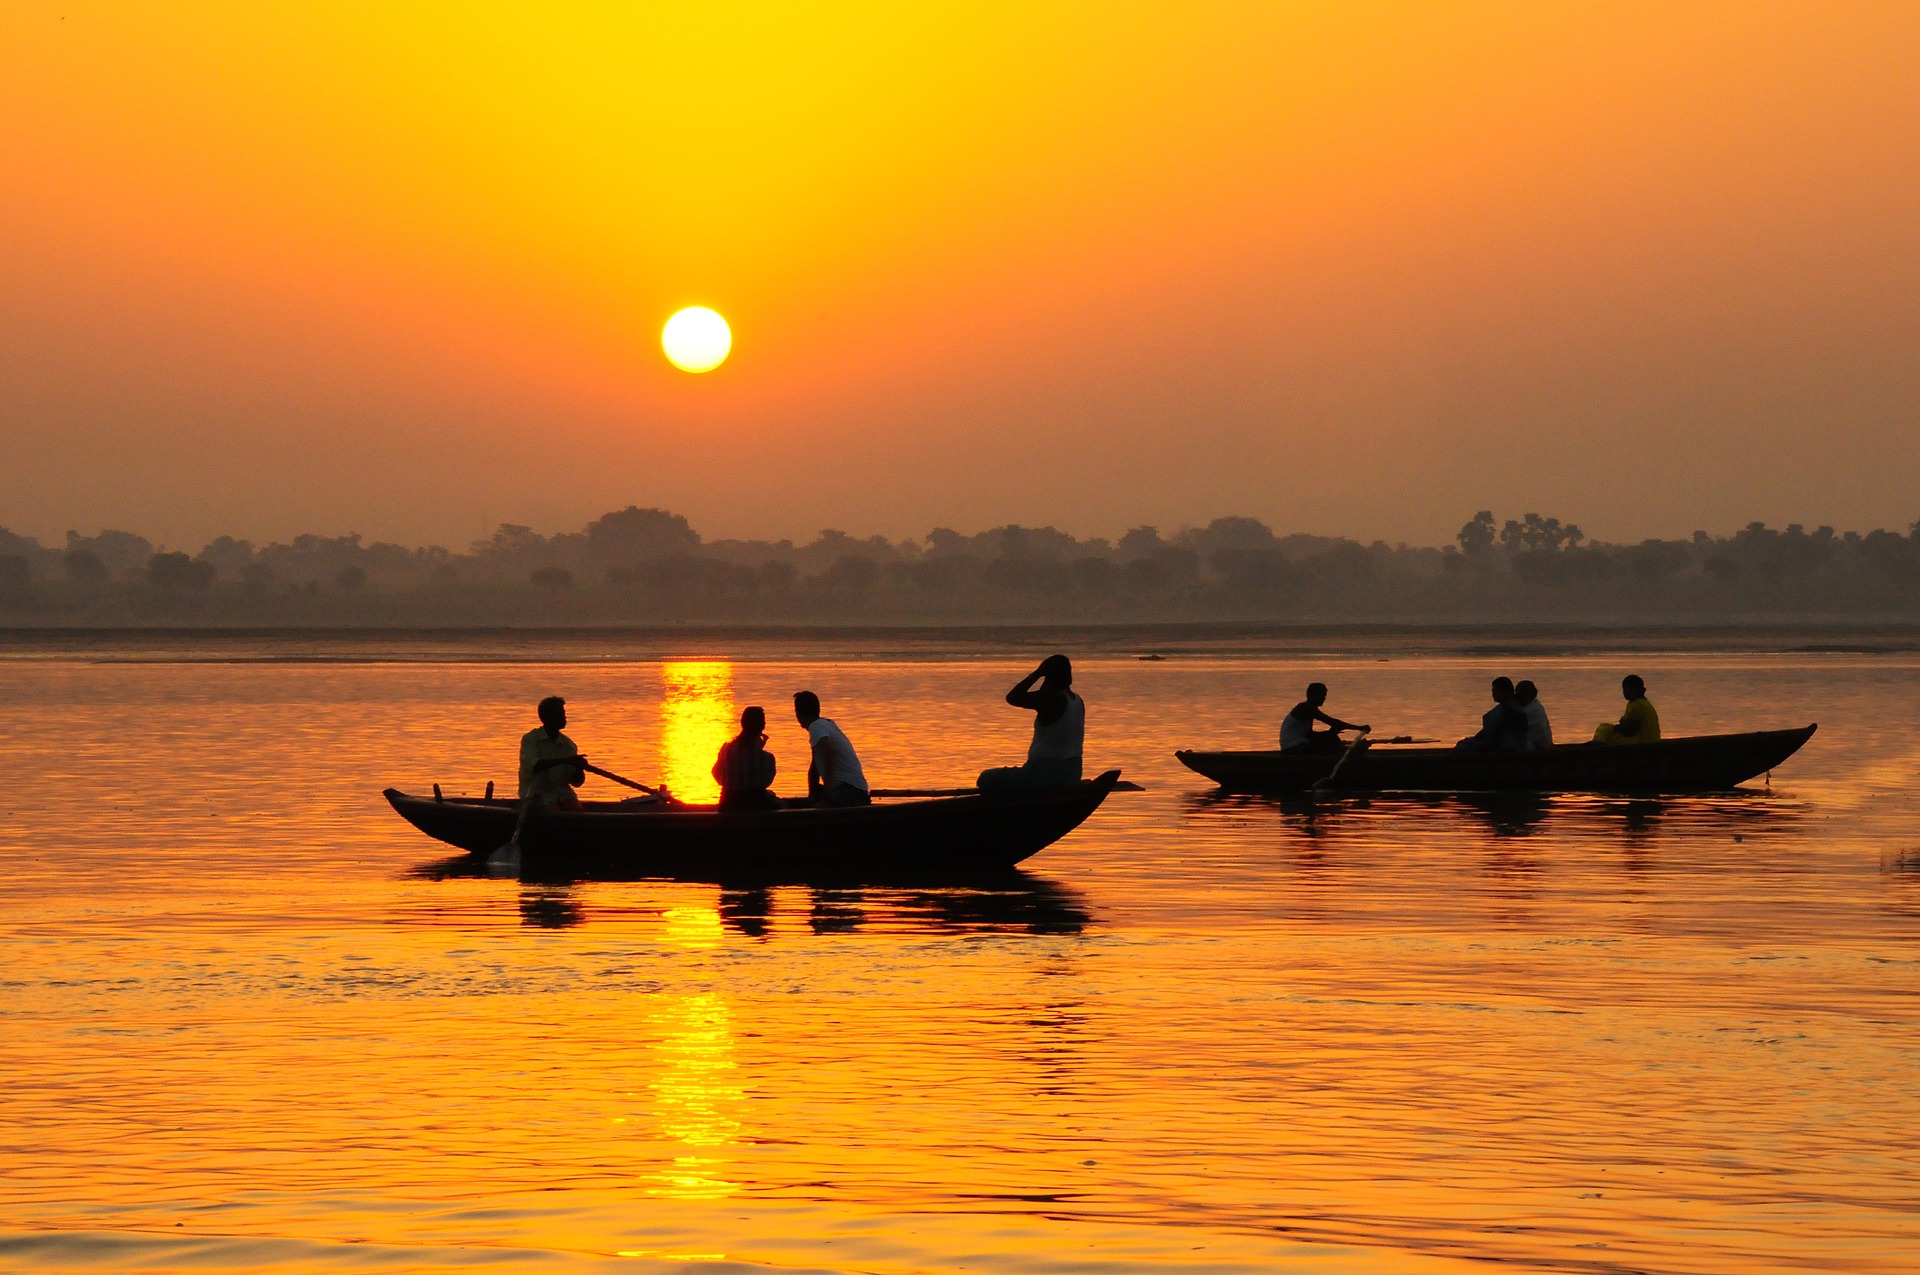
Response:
[[4, 506, 1920, 624]]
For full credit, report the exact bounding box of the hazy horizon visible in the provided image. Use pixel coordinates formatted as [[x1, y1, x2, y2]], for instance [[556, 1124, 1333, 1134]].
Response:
[[5, 3, 1919, 549]]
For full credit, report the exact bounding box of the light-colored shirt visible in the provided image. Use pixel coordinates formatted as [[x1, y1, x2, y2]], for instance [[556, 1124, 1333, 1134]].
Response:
[[807, 717, 868, 793], [1027, 691, 1085, 768], [1521, 699, 1553, 749], [1280, 707, 1314, 751], [518, 727, 579, 804]]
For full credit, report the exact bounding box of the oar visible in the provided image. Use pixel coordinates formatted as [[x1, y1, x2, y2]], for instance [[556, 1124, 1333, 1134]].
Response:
[[491, 796, 532, 869], [583, 763, 658, 796], [1312, 731, 1371, 792], [490, 763, 656, 868], [869, 780, 1145, 798]]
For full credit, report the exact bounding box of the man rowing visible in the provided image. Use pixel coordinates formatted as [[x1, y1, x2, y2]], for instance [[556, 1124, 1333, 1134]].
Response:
[[794, 690, 870, 807], [1593, 675, 1661, 745], [1280, 682, 1370, 754], [979, 654, 1084, 793], [519, 695, 588, 811]]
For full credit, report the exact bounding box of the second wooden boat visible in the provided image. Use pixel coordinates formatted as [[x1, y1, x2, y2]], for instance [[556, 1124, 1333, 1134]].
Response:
[[1175, 726, 1815, 794]]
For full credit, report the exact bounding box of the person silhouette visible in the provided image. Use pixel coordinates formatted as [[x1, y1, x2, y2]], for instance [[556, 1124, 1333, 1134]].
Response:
[[1593, 675, 1661, 745], [978, 654, 1085, 794], [1514, 680, 1553, 748], [1281, 682, 1369, 753], [712, 705, 780, 809], [1455, 677, 1530, 752], [793, 690, 870, 807], [518, 695, 587, 810]]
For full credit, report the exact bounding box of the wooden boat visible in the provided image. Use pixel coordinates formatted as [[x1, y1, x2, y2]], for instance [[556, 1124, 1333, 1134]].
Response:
[[1175, 726, 1816, 794], [385, 770, 1123, 873]]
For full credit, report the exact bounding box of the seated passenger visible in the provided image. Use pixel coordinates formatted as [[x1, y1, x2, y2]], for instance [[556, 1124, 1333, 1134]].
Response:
[[793, 690, 871, 807], [518, 695, 587, 810], [1456, 677, 1531, 752], [1514, 680, 1553, 749], [712, 706, 780, 809], [1593, 675, 1661, 745], [978, 654, 1084, 794], [1280, 682, 1369, 753]]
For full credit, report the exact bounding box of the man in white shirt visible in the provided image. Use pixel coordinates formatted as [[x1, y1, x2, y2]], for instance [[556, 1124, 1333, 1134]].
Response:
[[1514, 680, 1553, 749], [793, 690, 870, 806]]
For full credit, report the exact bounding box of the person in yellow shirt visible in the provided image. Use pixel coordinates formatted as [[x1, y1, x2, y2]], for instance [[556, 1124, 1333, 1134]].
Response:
[[1593, 675, 1660, 745]]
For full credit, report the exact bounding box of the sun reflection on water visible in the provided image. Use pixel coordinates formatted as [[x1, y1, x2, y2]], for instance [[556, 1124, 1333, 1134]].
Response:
[[659, 661, 735, 803], [648, 990, 744, 1200]]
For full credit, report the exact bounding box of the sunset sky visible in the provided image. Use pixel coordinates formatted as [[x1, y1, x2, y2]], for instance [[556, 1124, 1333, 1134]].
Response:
[[3, 2, 1916, 550]]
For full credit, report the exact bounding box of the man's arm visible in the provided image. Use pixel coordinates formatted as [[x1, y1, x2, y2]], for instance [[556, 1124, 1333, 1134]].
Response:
[[1310, 707, 1365, 733], [807, 737, 825, 796], [1005, 665, 1047, 709]]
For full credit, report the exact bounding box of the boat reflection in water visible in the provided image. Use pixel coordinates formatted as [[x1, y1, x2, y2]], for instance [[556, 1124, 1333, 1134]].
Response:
[[1187, 787, 1804, 846], [413, 855, 1092, 935]]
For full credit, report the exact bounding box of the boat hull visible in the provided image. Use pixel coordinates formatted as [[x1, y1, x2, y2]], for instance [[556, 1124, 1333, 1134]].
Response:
[[386, 771, 1122, 874], [1175, 726, 1816, 794]]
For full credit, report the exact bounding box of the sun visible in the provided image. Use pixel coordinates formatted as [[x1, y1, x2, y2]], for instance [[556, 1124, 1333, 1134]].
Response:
[[662, 307, 731, 373]]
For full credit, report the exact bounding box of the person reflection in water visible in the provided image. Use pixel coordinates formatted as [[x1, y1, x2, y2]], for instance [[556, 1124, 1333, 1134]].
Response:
[[1280, 682, 1369, 753], [1593, 675, 1661, 745], [978, 654, 1084, 794], [793, 690, 871, 807], [1456, 677, 1530, 752], [713, 705, 780, 809], [519, 695, 587, 810]]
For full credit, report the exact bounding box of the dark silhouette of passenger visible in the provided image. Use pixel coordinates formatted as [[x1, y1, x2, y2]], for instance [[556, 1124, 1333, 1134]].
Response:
[[518, 695, 587, 810], [1456, 677, 1530, 752], [1593, 675, 1661, 745], [1280, 682, 1369, 753], [712, 705, 780, 809], [1514, 679, 1553, 748], [978, 654, 1084, 794], [793, 690, 871, 806]]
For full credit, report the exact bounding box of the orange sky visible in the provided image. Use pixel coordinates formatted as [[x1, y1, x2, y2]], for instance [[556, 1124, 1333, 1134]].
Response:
[[3, 2, 1916, 549]]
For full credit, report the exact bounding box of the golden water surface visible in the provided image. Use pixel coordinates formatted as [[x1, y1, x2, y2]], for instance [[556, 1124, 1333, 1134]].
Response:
[[2, 637, 1917, 1273]]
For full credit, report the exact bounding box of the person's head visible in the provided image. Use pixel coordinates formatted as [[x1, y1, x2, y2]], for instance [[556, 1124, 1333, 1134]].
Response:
[[1305, 681, 1328, 706], [1622, 675, 1646, 701], [536, 695, 567, 731], [1039, 653, 1073, 687], [1491, 676, 1515, 704], [793, 690, 821, 726], [740, 705, 767, 736], [1514, 680, 1537, 706]]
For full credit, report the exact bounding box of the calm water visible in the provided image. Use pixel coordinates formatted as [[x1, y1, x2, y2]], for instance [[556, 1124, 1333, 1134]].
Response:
[[3, 637, 1918, 1273]]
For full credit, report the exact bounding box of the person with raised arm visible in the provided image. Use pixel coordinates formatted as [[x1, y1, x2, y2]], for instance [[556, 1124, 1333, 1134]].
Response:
[[978, 654, 1085, 794]]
